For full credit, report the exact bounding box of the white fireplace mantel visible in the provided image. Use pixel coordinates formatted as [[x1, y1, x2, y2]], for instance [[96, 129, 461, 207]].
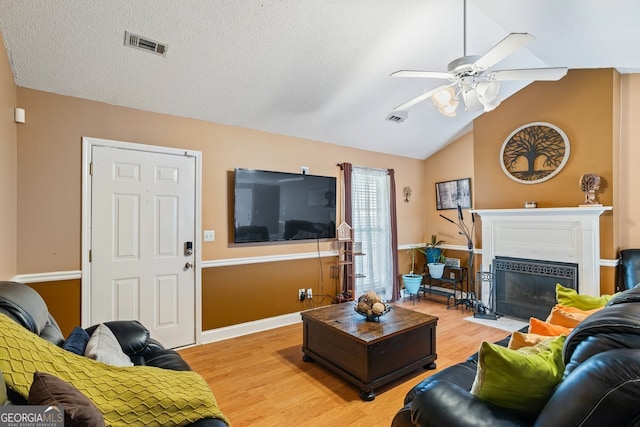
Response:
[[472, 206, 612, 304]]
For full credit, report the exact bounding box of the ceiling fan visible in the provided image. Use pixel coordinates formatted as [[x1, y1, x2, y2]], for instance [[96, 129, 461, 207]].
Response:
[[390, 3, 568, 116]]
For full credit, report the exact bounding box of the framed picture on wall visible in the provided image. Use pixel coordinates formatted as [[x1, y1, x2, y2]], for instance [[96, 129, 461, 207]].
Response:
[[435, 178, 472, 210]]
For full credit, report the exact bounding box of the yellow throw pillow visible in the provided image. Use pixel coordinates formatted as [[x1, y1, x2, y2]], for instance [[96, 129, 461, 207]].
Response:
[[555, 283, 614, 310], [508, 331, 550, 350], [529, 317, 572, 336], [470, 335, 566, 415], [545, 304, 601, 328]]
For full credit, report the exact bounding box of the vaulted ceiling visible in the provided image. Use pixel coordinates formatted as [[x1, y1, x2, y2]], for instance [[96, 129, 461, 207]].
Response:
[[1, 0, 639, 159]]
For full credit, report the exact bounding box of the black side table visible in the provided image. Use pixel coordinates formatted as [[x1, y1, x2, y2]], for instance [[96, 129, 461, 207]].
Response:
[[421, 266, 469, 311]]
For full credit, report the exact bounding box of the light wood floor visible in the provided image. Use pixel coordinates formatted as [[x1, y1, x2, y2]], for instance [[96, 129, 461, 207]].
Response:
[[179, 295, 510, 427]]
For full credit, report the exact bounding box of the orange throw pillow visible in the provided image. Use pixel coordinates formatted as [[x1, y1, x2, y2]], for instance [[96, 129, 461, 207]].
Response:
[[545, 304, 601, 328], [508, 331, 551, 350], [529, 317, 572, 336]]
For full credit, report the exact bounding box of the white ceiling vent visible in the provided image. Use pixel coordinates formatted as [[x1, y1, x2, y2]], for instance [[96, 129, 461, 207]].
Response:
[[124, 31, 167, 57]]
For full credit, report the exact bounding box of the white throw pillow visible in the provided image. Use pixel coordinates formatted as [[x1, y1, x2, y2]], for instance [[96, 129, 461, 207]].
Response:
[[84, 324, 133, 367]]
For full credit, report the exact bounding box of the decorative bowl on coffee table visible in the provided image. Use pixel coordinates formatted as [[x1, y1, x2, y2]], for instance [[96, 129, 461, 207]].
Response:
[[354, 303, 390, 322]]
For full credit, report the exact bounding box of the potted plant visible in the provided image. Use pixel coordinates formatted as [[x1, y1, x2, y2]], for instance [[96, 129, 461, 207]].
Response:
[[402, 246, 423, 295], [424, 234, 445, 264], [427, 250, 446, 279]]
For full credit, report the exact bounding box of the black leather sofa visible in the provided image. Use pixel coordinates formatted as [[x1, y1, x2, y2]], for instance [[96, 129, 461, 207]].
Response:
[[0, 281, 226, 427], [620, 248, 640, 291], [391, 285, 640, 427]]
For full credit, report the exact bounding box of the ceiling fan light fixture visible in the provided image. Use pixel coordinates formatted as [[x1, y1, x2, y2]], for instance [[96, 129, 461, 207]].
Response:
[[432, 86, 455, 107], [478, 93, 502, 111], [462, 88, 482, 112], [438, 99, 459, 117], [476, 81, 500, 99], [432, 86, 459, 116], [476, 81, 502, 111]]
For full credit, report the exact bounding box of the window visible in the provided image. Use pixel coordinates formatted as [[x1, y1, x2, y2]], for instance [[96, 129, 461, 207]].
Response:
[[351, 166, 393, 299]]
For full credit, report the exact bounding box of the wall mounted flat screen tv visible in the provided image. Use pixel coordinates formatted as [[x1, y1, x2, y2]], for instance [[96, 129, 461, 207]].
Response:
[[233, 168, 337, 243]]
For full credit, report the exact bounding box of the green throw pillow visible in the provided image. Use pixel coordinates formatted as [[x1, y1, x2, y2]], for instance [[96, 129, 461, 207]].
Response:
[[556, 283, 614, 310], [470, 335, 566, 415]]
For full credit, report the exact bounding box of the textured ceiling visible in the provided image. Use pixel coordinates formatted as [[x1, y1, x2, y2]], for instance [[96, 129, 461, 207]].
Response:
[[1, 0, 640, 159]]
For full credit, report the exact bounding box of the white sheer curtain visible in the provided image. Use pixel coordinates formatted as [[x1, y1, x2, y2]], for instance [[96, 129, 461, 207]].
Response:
[[351, 166, 393, 299]]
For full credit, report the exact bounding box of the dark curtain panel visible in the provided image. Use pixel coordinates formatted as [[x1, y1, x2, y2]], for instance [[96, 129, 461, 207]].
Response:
[[388, 169, 400, 301], [340, 162, 353, 299]]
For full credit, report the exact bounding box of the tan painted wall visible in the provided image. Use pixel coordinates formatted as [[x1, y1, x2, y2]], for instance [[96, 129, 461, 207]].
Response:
[[474, 69, 616, 259], [620, 75, 640, 248], [422, 131, 475, 249], [14, 87, 425, 329], [8, 57, 640, 330], [425, 69, 625, 295], [0, 31, 17, 279], [16, 88, 425, 273]]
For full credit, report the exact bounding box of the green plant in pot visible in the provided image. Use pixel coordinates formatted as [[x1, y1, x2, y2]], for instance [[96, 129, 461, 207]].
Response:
[[425, 235, 446, 279], [424, 234, 445, 264], [402, 246, 423, 295], [427, 251, 446, 279]]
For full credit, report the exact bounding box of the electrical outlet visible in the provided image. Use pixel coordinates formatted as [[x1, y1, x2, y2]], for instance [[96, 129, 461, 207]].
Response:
[[203, 230, 215, 242], [300, 166, 309, 175], [306, 288, 313, 299], [298, 289, 306, 301]]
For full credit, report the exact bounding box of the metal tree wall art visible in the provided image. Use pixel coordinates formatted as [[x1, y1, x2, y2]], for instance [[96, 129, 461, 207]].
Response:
[[500, 122, 570, 184], [579, 173, 602, 206]]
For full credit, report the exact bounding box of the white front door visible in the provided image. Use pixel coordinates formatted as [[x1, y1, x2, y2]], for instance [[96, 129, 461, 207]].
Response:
[[89, 144, 196, 348]]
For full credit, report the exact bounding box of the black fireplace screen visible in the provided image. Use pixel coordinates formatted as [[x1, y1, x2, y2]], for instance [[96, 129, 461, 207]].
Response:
[[493, 257, 578, 320]]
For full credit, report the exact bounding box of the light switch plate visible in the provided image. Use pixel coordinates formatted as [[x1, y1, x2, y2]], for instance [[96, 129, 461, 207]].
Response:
[[204, 230, 215, 242]]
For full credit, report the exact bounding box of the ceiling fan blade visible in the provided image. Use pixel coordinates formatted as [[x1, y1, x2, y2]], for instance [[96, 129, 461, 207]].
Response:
[[488, 67, 568, 81], [474, 33, 535, 70], [390, 70, 453, 80], [393, 85, 450, 111]]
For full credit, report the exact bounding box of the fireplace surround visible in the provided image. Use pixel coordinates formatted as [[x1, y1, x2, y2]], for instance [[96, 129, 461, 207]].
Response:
[[473, 207, 612, 313]]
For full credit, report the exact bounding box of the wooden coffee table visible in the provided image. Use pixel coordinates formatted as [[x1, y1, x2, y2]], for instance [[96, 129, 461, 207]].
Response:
[[301, 303, 437, 401]]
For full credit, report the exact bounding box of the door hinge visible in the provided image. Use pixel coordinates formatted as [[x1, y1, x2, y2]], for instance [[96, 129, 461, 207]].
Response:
[[89, 250, 92, 262], [89, 162, 93, 175]]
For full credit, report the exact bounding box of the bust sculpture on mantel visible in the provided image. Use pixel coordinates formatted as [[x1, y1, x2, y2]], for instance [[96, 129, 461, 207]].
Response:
[[579, 173, 602, 207]]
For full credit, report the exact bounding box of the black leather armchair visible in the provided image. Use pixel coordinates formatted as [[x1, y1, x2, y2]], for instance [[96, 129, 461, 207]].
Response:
[[0, 281, 226, 427], [0, 281, 65, 345], [619, 249, 640, 290]]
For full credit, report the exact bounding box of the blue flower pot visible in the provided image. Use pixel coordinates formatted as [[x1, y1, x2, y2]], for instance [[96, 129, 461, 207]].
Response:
[[402, 274, 423, 295], [425, 248, 442, 264]]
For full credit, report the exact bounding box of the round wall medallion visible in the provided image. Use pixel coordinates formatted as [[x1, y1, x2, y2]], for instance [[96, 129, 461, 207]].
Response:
[[500, 122, 570, 184]]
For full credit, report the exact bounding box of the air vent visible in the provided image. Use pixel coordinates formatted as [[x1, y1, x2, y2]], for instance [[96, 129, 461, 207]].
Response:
[[386, 110, 408, 123], [124, 31, 168, 57]]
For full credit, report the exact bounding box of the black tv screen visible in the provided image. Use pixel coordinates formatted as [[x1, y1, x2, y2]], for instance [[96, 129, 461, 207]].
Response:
[[233, 168, 337, 243]]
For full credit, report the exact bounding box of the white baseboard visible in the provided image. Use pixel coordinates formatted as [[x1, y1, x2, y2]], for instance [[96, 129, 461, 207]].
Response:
[[199, 311, 302, 344]]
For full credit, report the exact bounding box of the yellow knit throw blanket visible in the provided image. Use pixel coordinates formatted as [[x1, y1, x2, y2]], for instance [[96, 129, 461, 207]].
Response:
[[0, 314, 229, 426]]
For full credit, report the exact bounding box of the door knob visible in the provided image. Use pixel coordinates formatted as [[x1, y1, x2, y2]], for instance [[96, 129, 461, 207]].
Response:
[[184, 262, 194, 270]]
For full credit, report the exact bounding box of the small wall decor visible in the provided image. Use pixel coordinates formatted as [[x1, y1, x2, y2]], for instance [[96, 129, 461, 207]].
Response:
[[436, 178, 471, 210], [402, 186, 412, 203], [444, 257, 461, 268], [500, 122, 570, 184], [579, 173, 602, 206], [336, 221, 352, 241]]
